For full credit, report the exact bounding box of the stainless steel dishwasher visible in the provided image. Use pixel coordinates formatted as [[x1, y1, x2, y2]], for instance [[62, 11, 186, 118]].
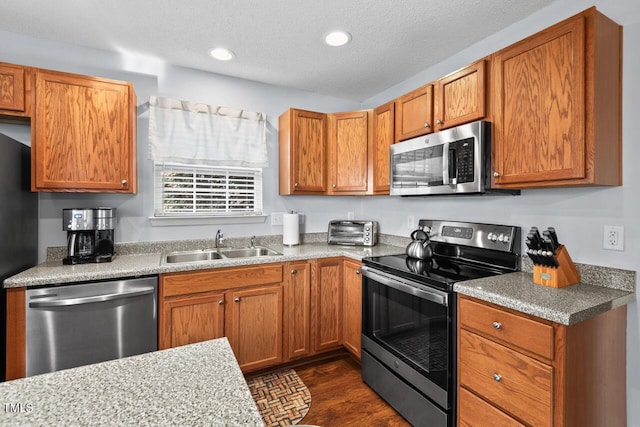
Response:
[[25, 276, 157, 377]]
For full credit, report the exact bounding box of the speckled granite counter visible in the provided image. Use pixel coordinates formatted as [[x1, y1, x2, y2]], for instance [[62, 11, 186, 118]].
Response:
[[0, 338, 262, 427], [4, 240, 405, 288], [454, 270, 636, 325]]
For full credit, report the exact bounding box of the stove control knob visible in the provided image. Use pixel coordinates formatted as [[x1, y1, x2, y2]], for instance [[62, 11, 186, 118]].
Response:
[[488, 233, 498, 242], [502, 234, 510, 243], [498, 234, 505, 242]]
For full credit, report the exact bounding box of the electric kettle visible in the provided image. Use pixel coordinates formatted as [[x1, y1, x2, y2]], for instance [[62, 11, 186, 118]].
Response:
[[406, 228, 433, 259]]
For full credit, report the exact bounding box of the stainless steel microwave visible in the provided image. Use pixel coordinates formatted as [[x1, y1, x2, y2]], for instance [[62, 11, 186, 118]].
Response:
[[390, 120, 519, 196]]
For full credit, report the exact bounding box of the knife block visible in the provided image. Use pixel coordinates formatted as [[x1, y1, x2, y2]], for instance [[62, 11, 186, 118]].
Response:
[[532, 245, 581, 288]]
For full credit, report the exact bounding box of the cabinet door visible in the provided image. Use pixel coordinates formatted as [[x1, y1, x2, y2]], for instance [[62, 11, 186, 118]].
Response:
[[342, 259, 362, 359], [329, 110, 369, 193], [226, 285, 283, 372], [159, 291, 225, 350], [284, 261, 312, 360], [279, 108, 327, 194], [0, 63, 25, 113], [394, 84, 433, 142], [33, 70, 136, 192], [434, 60, 486, 131], [312, 258, 343, 353], [492, 15, 586, 186], [372, 101, 394, 193]]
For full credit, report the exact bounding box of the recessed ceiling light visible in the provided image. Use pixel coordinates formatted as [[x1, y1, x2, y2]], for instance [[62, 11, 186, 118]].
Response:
[[324, 31, 351, 47], [209, 47, 234, 61]]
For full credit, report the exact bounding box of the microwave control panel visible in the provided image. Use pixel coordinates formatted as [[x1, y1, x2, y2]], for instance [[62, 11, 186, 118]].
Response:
[[455, 137, 475, 183]]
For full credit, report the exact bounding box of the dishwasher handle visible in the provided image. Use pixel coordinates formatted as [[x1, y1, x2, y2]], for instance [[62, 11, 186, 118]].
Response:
[[29, 287, 156, 308]]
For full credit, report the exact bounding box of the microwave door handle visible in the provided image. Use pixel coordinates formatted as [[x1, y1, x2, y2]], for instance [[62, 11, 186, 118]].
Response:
[[442, 142, 450, 185], [449, 144, 457, 185]]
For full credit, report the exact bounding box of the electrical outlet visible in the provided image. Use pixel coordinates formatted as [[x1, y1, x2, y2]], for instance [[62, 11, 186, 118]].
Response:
[[407, 215, 415, 229], [603, 225, 624, 251], [270, 212, 284, 226]]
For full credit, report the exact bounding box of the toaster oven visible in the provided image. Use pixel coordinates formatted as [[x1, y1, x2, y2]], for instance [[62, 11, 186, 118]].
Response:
[[327, 220, 378, 246]]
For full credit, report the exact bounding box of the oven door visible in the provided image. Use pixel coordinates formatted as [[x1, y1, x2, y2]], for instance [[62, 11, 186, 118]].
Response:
[[360, 266, 455, 412]]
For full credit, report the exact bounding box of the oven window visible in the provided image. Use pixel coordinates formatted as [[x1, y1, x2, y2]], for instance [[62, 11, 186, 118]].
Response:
[[363, 279, 450, 390], [392, 145, 444, 188]]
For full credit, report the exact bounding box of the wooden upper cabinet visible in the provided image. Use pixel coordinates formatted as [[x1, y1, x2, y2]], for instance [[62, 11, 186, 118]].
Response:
[[32, 70, 137, 193], [279, 108, 327, 195], [328, 110, 371, 194], [394, 83, 433, 142], [0, 63, 27, 114], [434, 59, 486, 131], [372, 101, 395, 193], [491, 7, 621, 188]]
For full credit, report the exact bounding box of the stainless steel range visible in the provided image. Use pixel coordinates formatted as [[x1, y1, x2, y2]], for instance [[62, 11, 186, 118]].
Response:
[[360, 219, 521, 427]]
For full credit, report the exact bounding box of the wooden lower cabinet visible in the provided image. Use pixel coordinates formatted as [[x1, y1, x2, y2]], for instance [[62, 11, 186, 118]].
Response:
[[226, 285, 283, 372], [159, 263, 284, 373], [312, 258, 344, 353], [284, 261, 313, 361], [160, 291, 225, 349], [457, 295, 627, 427], [342, 259, 362, 359]]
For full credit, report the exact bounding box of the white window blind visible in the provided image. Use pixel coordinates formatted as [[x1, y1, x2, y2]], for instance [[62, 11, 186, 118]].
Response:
[[154, 162, 263, 217]]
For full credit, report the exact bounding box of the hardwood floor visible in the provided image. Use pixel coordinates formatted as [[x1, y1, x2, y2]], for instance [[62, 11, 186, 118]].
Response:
[[292, 355, 411, 427]]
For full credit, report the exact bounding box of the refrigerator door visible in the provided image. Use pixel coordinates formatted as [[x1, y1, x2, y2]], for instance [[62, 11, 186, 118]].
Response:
[[0, 134, 38, 381]]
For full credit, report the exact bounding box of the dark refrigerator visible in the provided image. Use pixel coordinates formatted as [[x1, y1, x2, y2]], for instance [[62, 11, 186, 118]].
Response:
[[0, 133, 38, 382]]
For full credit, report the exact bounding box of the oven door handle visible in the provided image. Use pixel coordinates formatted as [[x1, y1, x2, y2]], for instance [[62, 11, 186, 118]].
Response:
[[360, 266, 448, 306]]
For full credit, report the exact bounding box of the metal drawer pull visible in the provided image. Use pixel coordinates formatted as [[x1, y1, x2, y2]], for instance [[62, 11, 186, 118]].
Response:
[[28, 287, 155, 308], [291, 269, 297, 275], [234, 297, 240, 302], [492, 321, 502, 329], [493, 374, 502, 382]]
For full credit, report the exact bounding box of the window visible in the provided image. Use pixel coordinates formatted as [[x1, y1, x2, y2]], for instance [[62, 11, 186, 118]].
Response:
[[154, 162, 262, 217]]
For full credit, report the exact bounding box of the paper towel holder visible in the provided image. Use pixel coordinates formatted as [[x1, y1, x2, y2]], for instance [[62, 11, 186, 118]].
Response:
[[282, 212, 300, 247]]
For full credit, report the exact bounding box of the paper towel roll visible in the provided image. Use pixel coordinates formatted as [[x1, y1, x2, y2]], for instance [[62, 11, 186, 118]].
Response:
[[283, 213, 300, 246]]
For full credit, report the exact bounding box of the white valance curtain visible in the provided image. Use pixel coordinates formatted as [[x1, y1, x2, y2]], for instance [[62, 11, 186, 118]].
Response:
[[148, 96, 268, 167]]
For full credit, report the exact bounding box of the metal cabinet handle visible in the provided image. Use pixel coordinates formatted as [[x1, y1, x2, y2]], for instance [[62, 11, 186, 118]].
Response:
[[424, 122, 430, 128], [492, 321, 502, 330], [294, 182, 299, 187], [291, 269, 297, 275], [493, 374, 502, 382], [234, 297, 240, 302], [436, 119, 443, 125], [356, 269, 361, 275], [332, 184, 337, 188], [218, 300, 224, 305], [493, 171, 501, 178], [121, 179, 128, 186]]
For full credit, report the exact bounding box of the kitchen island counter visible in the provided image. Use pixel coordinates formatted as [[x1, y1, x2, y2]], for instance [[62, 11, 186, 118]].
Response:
[[0, 338, 263, 427]]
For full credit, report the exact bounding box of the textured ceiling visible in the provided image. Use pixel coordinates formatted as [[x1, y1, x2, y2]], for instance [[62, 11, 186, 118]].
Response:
[[0, 0, 556, 101]]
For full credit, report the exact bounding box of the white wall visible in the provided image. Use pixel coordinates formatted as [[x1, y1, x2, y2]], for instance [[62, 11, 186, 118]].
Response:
[[1, 0, 639, 423]]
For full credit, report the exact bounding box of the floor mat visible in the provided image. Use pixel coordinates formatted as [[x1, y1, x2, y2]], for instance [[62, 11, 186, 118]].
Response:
[[246, 368, 312, 427]]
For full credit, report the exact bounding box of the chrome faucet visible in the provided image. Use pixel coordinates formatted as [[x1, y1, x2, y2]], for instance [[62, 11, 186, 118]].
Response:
[[215, 229, 224, 248], [250, 235, 256, 248]]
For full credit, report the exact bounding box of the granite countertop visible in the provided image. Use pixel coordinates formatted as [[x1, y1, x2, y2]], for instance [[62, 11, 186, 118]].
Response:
[[3, 239, 406, 288], [455, 270, 636, 325], [0, 338, 263, 427]]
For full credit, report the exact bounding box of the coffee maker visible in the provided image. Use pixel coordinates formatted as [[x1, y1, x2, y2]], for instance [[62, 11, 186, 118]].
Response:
[[63, 208, 115, 265]]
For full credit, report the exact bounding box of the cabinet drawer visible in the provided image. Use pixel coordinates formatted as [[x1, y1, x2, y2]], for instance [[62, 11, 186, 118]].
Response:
[[459, 387, 525, 427], [162, 264, 284, 297], [459, 297, 554, 360], [459, 329, 552, 427]]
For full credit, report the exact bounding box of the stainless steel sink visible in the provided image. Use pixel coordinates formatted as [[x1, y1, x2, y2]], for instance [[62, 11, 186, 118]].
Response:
[[218, 246, 281, 258], [163, 250, 225, 264], [162, 246, 281, 264]]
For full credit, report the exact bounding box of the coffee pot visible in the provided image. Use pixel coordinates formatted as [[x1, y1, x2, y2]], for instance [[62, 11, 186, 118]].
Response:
[[406, 228, 432, 259]]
